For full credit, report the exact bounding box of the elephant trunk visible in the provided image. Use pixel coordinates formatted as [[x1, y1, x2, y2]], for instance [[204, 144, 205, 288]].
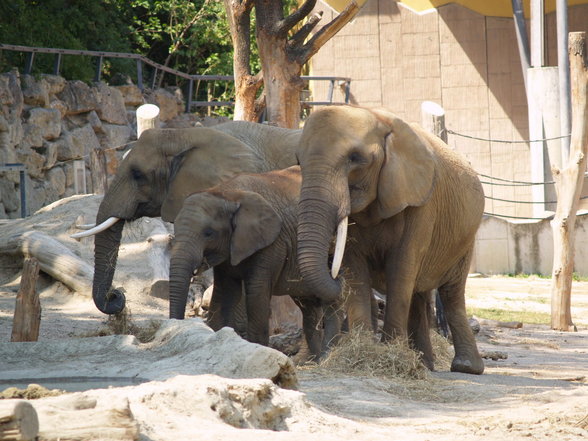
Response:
[[169, 247, 200, 319], [297, 176, 348, 304], [92, 218, 126, 314]]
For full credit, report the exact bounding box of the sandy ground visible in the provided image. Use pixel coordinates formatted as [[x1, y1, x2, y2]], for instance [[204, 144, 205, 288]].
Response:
[[0, 196, 587, 440]]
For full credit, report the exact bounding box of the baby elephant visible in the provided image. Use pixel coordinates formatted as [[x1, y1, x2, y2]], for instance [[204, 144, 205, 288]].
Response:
[[168, 166, 336, 359]]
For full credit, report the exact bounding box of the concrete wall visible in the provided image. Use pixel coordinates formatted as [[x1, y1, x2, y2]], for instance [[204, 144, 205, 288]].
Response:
[[472, 212, 588, 276], [309, 1, 588, 219]]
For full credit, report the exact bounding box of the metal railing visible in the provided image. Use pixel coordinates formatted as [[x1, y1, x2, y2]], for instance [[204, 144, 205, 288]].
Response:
[[0, 43, 351, 112]]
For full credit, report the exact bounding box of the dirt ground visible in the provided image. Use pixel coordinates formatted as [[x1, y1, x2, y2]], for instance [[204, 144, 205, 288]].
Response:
[[0, 196, 587, 440]]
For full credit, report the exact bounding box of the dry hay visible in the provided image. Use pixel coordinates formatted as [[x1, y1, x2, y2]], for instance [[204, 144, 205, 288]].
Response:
[[318, 327, 429, 380], [0, 384, 64, 400], [82, 308, 162, 343]]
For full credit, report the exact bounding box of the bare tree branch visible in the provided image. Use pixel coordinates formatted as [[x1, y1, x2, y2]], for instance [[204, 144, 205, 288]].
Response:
[[289, 11, 323, 48], [300, 0, 360, 63], [278, 0, 317, 36]]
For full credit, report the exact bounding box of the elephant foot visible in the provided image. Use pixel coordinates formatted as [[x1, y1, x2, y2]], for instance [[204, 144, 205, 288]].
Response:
[[420, 353, 435, 371], [450, 355, 484, 375]]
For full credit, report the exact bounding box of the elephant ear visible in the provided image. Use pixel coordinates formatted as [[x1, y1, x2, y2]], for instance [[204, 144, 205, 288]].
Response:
[[160, 133, 258, 222], [377, 116, 437, 219], [229, 190, 282, 266]]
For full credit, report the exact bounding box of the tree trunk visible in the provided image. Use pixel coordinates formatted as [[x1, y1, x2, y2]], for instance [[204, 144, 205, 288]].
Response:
[[11, 257, 41, 342], [255, 0, 304, 128], [0, 400, 39, 441], [224, 0, 263, 122], [550, 32, 588, 331]]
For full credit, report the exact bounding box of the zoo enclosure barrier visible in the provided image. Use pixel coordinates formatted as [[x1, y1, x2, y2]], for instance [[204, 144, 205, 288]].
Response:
[[446, 129, 579, 221], [0, 43, 352, 112]]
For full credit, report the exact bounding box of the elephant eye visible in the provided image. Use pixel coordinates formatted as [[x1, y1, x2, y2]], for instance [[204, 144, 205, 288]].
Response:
[[349, 151, 363, 163], [131, 168, 146, 182], [203, 227, 216, 238]]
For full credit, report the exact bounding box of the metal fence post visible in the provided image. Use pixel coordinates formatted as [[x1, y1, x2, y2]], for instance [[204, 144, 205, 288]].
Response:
[[53, 53, 62, 75], [94, 56, 103, 82], [24, 52, 34, 75], [185, 79, 194, 113], [136, 59, 144, 91], [19, 168, 26, 217]]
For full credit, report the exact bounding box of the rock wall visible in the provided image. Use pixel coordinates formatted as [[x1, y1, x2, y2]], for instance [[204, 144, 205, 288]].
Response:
[[0, 69, 193, 219]]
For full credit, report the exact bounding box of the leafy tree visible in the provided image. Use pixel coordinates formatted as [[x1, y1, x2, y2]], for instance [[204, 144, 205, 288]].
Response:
[[0, 0, 133, 81]]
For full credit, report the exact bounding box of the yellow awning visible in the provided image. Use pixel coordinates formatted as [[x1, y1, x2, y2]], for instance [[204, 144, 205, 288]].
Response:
[[323, 0, 588, 17]]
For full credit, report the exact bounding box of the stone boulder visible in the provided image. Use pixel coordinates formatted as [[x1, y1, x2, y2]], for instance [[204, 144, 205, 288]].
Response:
[[94, 82, 128, 125], [21, 74, 50, 107], [115, 84, 144, 107], [144, 88, 183, 121], [57, 80, 98, 115], [21, 108, 61, 148]]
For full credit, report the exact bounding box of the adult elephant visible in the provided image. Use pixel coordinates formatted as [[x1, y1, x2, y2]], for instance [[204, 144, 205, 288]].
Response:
[[296, 105, 485, 374], [72, 122, 301, 315]]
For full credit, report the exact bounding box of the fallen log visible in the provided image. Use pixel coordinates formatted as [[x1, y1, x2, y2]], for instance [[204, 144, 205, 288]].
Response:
[[0, 400, 39, 441], [34, 395, 139, 441], [0, 231, 93, 295]]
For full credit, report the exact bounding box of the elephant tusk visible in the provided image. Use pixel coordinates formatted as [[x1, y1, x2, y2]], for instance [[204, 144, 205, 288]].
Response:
[[331, 216, 348, 279], [74, 223, 97, 230], [70, 217, 120, 239]]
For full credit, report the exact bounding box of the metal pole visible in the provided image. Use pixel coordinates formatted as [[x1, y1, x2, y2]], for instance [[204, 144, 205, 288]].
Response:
[[327, 80, 334, 103], [186, 79, 194, 113], [511, 0, 531, 92], [136, 59, 144, 91], [530, 0, 545, 67], [53, 53, 61, 75], [24, 52, 34, 75], [94, 56, 103, 82], [557, 0, 572, 164], [19, 168, 26, 217]]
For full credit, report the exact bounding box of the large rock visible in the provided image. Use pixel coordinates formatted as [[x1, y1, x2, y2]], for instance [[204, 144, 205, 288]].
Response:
[[0, 70, 24, 156], [0, 178, 19, 213], [41, 74, 66, 96], [21, 74, 50, 107], [0, 320, 297, 389], [57, 80, 98, 115], [94, 82, 128, 125], [100, 123, 131, 149], [21, 108, 62, 147], [46, 166, 66, 197], [56, 125, 101, 161], [115, 84, 144, 107], [16, 146, 45, 179], [144, 88, 183, 121]]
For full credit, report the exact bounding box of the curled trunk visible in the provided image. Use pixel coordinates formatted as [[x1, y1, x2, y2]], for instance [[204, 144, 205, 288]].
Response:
[[297, 194, 342, 304]]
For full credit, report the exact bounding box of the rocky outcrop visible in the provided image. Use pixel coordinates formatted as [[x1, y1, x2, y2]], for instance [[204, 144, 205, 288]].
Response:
[[0, 70, 204, 219]]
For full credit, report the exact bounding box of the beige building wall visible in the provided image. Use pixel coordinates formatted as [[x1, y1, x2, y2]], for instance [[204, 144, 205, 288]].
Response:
[[309, 1, 588, 220]]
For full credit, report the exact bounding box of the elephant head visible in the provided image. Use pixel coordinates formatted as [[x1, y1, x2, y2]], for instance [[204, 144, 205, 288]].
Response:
[[296, 106, 437, 303], [72, 127, 260, 315], [168, 189, 282, 319]]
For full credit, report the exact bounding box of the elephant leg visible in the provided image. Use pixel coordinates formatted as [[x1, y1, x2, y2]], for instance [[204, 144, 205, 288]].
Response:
[[243, 275, 273, 346], [321, 300, 345, 357], [438, 253, 484, 375], [206, 271, 244, 335], [382, 218, 433, 342], [293, 297, 324, 360], [408, 292, 435, 371], [342, 252, 374, 333]]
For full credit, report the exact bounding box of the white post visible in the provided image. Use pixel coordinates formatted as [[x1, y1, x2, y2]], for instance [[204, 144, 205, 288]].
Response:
[[420, 101, 447, 144], [136, 104, 160, 139]]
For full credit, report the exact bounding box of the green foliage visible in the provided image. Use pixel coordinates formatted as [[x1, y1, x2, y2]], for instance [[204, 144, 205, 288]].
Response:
[[0, 0, 307, 112], [467, 307, 551, 325], [0, 0, 133, 81]]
